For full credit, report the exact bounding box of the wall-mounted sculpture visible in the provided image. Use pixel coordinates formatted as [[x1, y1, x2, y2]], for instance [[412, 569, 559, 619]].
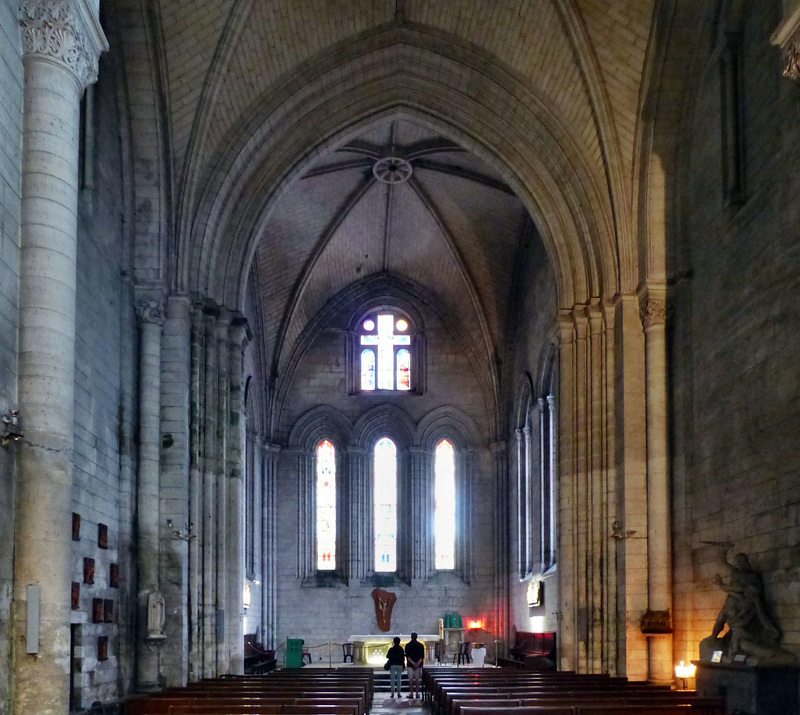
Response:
[[371, 588, 396, 632]]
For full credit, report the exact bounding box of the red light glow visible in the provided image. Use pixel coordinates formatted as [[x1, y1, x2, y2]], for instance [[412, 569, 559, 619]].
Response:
[[467, 619, 484, 629]]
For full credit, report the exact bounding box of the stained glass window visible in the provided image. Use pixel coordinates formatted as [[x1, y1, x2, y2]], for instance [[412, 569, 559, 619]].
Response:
[[396, 349, 410, 390], [374, 437, 397, 572], [360, 312, 411, 391], [361, 349, 376, 390], [316, 440, 336, 570], [434, 440, 456, 570]]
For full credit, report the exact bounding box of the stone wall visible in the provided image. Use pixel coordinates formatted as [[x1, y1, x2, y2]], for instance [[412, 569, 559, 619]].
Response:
[[505, 230, 560, 639], [669, 0, 800, 668], [0, 0, 22, 711], [273, 296, 498, 653], [69, 53, 132, 708]]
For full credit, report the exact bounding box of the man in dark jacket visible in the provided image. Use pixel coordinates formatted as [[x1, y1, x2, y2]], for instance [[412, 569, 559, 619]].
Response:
[[404, 632, 425, 699]]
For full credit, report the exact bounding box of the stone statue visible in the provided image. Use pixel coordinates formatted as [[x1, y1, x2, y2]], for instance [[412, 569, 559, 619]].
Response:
[[699, 546, 795, 666], [147, 587, 166, 640]]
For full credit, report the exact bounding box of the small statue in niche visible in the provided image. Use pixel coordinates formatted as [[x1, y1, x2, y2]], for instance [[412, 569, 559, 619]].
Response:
[[146, 587, 166, 640], [699, 544, 796, 665]]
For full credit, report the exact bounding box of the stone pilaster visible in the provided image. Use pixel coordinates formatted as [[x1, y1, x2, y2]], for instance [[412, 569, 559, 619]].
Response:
[[214, 311, 230, 671], [225, 317, 248, 674], [135, 298, 165, 691], [409, 447, 429, 581], [639, 287, 673, 684], [538, 398, 548, 571], [13, 3, 106, 709], [514, 428, 524, 578], [347, 447, 369, 582]]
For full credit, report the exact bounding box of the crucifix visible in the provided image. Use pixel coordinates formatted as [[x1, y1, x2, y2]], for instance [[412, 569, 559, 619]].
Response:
[[361, 314, 410, 389]]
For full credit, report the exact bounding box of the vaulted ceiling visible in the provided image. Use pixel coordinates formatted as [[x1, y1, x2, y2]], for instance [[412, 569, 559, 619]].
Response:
[[114, 0, 676, 426]]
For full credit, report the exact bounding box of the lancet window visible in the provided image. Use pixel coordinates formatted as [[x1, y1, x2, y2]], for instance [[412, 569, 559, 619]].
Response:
[[373, 437, 398, 572], [434, 439, 456, 570], [316, 440, 337, 571]]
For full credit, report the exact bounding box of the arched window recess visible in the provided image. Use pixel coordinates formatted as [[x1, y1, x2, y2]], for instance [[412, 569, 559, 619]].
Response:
[[347, 305, 426, 395]]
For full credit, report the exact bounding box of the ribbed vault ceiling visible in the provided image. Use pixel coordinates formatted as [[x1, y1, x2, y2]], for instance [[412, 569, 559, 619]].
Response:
[[252, 119, 530, 378]]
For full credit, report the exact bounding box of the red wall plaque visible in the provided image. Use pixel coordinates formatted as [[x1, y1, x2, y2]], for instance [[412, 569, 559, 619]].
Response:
[[371, 588, 397, 632]]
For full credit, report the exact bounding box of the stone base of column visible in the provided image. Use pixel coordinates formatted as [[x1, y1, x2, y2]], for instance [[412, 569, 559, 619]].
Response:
[[647, 635, 675, 685]]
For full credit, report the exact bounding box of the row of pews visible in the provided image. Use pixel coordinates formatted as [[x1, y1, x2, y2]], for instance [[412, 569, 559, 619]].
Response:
[[423, 667, 726, 715], [123, 668, 373, 715]]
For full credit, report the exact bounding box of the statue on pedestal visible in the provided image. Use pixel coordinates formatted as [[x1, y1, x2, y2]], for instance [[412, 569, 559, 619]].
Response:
[[699, 545, 795, 666], [146, 587, 166, 640]]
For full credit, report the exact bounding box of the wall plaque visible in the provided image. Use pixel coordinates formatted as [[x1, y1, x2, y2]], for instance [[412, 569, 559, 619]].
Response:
[[83, 557, 95, 585], [71, 582, 80, 610], [103, 599, 113, 623], [109, 563, 120, 588], [97, 636, 108, 661], [92, 598, 103, 624], [98, 523, 108, 549], [72, 513, 81, 541]]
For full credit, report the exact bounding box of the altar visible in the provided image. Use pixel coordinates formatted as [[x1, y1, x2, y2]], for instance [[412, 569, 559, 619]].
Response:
[[348, 634, 439, 666]]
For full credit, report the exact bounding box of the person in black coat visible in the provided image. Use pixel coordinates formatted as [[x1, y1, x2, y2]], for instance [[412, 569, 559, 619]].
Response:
[[386, 636, 406, 698]]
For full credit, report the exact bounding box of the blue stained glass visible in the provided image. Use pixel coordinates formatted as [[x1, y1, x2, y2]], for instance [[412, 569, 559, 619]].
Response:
[[361, 349, 376, 390]]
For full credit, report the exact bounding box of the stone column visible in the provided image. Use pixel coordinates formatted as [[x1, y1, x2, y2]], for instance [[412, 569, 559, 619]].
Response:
[[188, 303, 205, 679], [523, 422, 533, 575], [538, 398, 548, 571], [215, 311, 230, 671], [201, 305, 218, 677], [490, 441, 508, 643], [261, 443, 280, 648], [546, 394, 557, 571], [225, 317, 248, 674], [639, 290, 673, 684], [556, 312, 577, 672], [135, 298, 165, 690], [455, 448, 474, 582], [13, 4, 106, 710], [514, 428, 524, 579]]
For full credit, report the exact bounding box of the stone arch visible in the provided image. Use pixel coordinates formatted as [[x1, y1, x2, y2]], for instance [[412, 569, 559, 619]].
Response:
[[538, 343, 559, 398], [416, 406, 481, 451], [287, 405, 352, 453], [273, 273, 496, 442], [181, 26, 618, 313], [352, 404, 416, 451]]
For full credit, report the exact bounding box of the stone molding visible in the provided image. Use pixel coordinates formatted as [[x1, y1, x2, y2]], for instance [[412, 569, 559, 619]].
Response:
[[19, 0, 107, 89], [135, 299, 165, 326], [639, 298, 666, 330]]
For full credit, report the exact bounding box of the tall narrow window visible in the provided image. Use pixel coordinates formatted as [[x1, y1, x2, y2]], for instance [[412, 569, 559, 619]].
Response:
[[374, 438, 397, 572], [434, 440, 456, 570], [316, 440, 336, 570], [360, 312, 411, 391]]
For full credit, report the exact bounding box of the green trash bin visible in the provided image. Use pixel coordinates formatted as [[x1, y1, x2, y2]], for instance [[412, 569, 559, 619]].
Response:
[[286, 638, 304, 669]]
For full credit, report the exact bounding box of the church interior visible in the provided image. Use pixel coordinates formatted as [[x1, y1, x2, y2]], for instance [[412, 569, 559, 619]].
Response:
[[1, 0, 800, 713]]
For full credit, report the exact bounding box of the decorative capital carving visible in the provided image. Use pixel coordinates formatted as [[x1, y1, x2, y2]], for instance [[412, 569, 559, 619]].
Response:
[[135, 299, 165, 326], [783, 40, 800, 83], [19, 0, 107, 89], [639, 298, 666, 330]]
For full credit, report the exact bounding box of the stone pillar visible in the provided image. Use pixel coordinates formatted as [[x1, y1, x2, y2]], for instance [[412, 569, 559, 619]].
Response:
[[523, 423, 533, 575], [546, 394, 557, 571], [160, 295, 191, 687], [135, 298, 165, 690], [538, 398, 548, 571], [225, 317, 248, 674], [13, 2, 105, 712], [201, 305, 218, 676], [347, 447, 369, 582], [556, 312, 577, 672], [514, 428, 524, 579], [456, 448, 474, 583], [490, 441, 508, 643], [188, 303, 205, 679], [215, 312, 230, 671], [639, 289, 673, 684], [261, 443, 280, 648]]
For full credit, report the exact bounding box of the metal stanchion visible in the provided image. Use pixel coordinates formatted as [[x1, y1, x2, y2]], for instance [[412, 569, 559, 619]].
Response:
[[328, 641, 332, 669]]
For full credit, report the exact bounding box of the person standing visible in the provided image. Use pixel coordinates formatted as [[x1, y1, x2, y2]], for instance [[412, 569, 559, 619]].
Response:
[[386, 636, 406, 698], [405, 632, 425, 699]]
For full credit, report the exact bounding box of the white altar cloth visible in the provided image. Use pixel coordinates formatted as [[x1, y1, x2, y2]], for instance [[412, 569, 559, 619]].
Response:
[[347, 634, 439, 666]]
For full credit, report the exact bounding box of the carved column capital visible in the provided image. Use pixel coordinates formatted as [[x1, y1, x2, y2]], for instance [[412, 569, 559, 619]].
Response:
[[639, 298, 666, 330], [135, 299, 165, 327], [783, 39, 800, 83], [19, 0, 108, 89]]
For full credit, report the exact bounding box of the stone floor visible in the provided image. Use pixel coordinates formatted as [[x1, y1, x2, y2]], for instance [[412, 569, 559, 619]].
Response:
[[370, 693, 426, 713]]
